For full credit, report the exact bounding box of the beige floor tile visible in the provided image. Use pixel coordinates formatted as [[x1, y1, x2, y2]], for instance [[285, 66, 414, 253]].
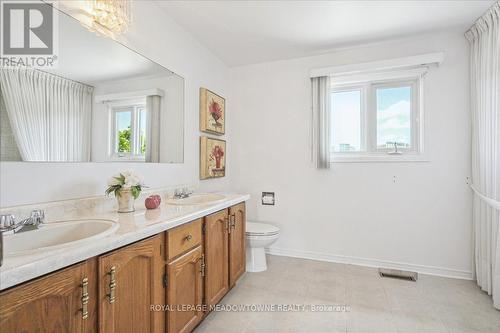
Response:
[[346, 305, 398, 333], [194, 255, 500, 333]]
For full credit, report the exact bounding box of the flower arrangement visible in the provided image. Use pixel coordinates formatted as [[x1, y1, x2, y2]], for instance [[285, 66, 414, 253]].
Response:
[[209, 99, 223, 125], [106, 170, 144, 199], [211, 145, 224, 169]]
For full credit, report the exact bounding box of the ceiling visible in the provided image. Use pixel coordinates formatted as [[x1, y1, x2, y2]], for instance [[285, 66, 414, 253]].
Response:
[[158, 0, 494, 67]]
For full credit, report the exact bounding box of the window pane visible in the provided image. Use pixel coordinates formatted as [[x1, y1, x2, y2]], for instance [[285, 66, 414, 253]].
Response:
[[376, 86, 411, 149], [138, 108, 147, 155], [115, 110, 132, 153], [331, 90, 362, 152]]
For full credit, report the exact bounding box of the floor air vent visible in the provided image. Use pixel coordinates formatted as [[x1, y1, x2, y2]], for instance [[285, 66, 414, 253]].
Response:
[[379, 268, 418, 281]]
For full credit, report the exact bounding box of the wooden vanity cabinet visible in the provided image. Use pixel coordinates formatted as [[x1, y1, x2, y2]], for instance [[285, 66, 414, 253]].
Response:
[[0, 202, 246, 333], [203, 203, 246, 308], [166, 246, 204, 333], [165, 219, 204, 333], [229, 203, 246, 287], [166, 219, 203, 261], [203, 209, 230, 307], [0, 259, 98, 333], [98, 235, 165, 333]]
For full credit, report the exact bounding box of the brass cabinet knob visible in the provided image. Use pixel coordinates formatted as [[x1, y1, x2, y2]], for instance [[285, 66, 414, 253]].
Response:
[[185, 234, 193, 241]]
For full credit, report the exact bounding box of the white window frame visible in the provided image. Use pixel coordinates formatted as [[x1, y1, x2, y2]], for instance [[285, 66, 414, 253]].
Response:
[[107, 98, 147, 162], [330, 69, 426, 163]]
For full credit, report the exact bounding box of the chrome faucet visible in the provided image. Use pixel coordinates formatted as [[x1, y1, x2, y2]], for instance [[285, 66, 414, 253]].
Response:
[[173, 188, 193, 199], [0, 209, 46, 234], [0, 209, 45, 266]]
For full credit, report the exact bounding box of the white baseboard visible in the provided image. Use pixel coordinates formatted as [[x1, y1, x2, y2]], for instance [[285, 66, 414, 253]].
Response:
[[265, 247, 473, 280]]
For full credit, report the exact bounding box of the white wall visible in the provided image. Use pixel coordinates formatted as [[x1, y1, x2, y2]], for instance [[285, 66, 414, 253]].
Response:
[[0, 1, 232, 207], [230, 30, 473, 278]]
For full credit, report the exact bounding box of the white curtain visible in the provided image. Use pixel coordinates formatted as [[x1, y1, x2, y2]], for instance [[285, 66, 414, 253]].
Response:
[[146, 95, 161, 163], [0, 67, 93, 162], [311, 76, 331, 169], [465, 1, 500, 309]]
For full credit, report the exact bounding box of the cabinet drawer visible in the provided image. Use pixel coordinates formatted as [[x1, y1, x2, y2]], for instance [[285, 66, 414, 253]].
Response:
[[166, 219, 202, 260]]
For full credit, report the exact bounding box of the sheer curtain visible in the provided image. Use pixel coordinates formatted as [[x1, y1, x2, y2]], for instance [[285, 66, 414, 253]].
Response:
[[0, 67, 93, 162], [146, 95, 161, 163], [465, 1, 500, 309], [311, 76, 331, 169]]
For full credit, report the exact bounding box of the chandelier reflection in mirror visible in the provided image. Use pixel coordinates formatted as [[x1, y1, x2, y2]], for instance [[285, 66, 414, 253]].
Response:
[[88, 0, 132, 38]]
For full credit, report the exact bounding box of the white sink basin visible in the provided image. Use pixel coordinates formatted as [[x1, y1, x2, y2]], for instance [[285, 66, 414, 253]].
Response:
[[3, 219, 118, 257], [165, 193, 226, 206]]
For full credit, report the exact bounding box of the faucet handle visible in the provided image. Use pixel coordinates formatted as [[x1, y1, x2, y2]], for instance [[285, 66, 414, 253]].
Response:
[[30, 209, 45, 225], [31, 209, 44, 218], [0, 214, 16, 229]]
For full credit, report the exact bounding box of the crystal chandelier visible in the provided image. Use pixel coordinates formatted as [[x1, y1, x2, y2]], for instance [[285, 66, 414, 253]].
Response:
[[89, 0, 132, 37]]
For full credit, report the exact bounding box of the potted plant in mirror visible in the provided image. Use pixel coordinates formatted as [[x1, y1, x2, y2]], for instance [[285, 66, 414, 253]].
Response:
[[106, 171, 145, 213]]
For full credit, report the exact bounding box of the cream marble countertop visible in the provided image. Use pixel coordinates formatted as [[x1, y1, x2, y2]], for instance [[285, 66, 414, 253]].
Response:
[[0, 193, 250, 291]]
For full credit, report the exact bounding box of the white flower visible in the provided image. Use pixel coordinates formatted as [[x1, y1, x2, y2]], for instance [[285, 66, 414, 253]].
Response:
[[124, 178, 136, 188], [121, 170, 143, 188], [106, 170, 143, 190]]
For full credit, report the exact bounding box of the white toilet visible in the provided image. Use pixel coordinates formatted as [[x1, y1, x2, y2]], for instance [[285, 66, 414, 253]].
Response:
[[245, 221, 280, 272]]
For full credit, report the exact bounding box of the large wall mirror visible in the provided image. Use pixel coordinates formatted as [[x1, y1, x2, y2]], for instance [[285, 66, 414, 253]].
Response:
[[0, 4, 184, 163]]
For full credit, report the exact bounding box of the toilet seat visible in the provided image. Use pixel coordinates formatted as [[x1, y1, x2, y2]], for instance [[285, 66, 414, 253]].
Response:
[[245, 222, 279, 236]]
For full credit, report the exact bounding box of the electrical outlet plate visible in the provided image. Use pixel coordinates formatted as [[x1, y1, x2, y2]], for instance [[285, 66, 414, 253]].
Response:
[[262, 192, 275, 205]]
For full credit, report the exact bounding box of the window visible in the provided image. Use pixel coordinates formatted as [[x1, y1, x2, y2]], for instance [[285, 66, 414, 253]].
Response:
[[331, 89, 363, 152], [110, 102, 147, 160], [375, 83, 414, 151], [331, 76, 422, 161]]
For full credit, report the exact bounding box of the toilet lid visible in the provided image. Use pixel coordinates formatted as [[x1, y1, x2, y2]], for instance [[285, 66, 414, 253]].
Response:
[[246, 222, 280, 236]]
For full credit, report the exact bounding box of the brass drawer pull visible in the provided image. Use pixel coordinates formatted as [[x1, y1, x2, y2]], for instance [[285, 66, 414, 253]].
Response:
[[107, 266, 116, 304], [225, 217, 231, 234], [230, 213, 236, 229], [185, 234, 193, 241], [200, 254, 206, 277], [80, 277, 89, 319]]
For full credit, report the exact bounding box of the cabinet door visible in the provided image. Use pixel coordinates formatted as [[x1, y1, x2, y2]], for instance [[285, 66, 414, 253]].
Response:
[[0, 259, 97, 333], [204, 209, 229, 306], [229, 203, 246, 287], [99, 235, 164, 333], [167, 246, 203, 333]]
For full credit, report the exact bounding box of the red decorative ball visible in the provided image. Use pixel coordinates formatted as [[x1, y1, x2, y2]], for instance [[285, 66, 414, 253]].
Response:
[[145, 195, 161, 209]]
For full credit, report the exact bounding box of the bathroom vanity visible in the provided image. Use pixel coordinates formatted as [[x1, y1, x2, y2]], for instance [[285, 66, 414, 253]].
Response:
[[0, 194, 248, 333]]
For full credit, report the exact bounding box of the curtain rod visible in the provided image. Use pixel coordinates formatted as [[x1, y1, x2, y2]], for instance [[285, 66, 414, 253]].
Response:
[[309, 52, 444, 78], [0, 62, 94, 89]]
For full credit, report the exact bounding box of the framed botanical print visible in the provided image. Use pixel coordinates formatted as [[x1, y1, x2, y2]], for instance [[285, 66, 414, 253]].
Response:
[[200, 88, 225, 135], [200, 137, 226, 179]]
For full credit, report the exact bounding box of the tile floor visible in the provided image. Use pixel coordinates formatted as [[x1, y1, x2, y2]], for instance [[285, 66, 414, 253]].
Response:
[[194, 255, 500, 333]]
